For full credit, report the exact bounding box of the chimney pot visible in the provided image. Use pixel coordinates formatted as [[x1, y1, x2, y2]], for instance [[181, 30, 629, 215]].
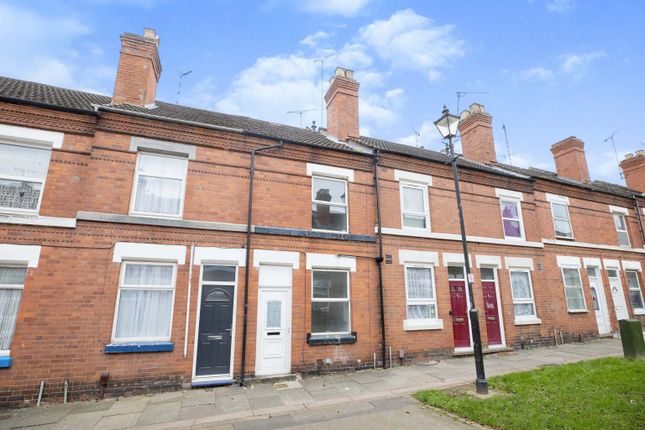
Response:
[[325, 67, 360, 141], [620, 148, 645, 193], [550, 136, 590, 183], [457, 102, 496, 164]]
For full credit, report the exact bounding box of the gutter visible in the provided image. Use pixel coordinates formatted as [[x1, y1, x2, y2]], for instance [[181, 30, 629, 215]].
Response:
[[239, 140, 284, 386], [372, 150, 387, 368]]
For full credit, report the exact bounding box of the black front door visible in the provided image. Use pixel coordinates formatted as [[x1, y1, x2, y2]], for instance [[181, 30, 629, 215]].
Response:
[[196, 285, 234, 376]]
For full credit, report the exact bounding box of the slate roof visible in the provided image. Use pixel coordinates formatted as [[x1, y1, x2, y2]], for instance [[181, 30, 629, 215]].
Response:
[[493, 162, 642, 198], [0, 75, 640, 198]]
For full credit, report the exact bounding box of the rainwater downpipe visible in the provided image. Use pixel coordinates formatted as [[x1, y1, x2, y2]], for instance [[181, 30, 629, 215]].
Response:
[[183, 244, 195, 358], [632, 196, 645, 245], [372, 150, 387, 368], [240, 140, 284, 386]]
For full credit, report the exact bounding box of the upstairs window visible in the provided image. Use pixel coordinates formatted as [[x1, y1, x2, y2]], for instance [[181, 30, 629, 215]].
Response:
[[312, 176, 348, 232], [548, 198, 574, 239], [400, 184, 429, 229], [0, 266, 27, 351], [612, 212, 630, 247], [626, 271, 644, 312], [0, 143, 51, 214], [496, 189, 525, 240], [130, 152, 188, 218]]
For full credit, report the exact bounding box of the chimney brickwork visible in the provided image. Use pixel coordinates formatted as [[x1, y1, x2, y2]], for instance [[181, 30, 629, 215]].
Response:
[[325, 67, 359, 141], [458, 103, 496, 164], [112, 28, 162, 106], [620, 150, 645, 193], [550, 136, 591, 183]]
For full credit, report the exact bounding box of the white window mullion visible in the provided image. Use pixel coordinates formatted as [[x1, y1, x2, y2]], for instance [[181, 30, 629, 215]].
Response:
[[130, 152, 188, 218]]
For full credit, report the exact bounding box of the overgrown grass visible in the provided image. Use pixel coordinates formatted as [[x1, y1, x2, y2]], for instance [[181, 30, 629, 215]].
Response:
[[415, 357, 645, 430]]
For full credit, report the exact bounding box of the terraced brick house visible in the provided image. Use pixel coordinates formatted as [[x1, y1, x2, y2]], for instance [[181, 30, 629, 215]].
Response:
[[0, 29, 643, 407]]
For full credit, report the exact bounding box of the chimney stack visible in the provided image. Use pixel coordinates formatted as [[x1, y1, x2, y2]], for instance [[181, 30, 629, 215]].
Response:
[[458, 103, 496, 164], [620, 150, 645, 193], [550, 136, 590, 183], [112, 28, 161, 106], [325, 67, 359, 141]]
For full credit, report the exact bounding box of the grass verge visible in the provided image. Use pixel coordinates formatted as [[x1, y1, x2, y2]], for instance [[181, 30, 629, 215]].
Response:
[[415, 357, 644, 430]]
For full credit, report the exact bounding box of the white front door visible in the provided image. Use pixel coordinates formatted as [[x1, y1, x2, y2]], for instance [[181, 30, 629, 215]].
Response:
[[255, 265, 292, 376], [587, 267, 611, 334], [607, 268, 629, 321]]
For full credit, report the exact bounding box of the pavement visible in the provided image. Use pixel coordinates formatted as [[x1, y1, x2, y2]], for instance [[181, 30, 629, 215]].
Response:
[[0, 338, 622, 430]]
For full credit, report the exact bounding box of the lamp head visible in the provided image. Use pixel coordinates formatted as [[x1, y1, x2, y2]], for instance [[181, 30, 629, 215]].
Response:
[[434, 105, 460, 140]]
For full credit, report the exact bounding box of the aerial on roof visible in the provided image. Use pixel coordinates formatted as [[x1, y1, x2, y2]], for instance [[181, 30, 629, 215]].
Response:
[[0, 75, 641, 198]]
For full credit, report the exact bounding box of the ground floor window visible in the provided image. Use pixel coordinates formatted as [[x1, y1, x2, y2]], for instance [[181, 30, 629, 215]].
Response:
[[405, 266, 437, 319], [0, 266, 27, 351], [561, 267, 586, 311], [311, 270, 350, 334], [625, 270, 644, 311], [509, 269, 537, 320], [112, 262, 176, 342]]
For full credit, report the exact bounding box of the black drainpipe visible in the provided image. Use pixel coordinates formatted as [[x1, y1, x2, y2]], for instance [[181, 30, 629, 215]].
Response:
[[633, 195, 645, 244], [372, 150, 387, 368], [239, 140, 284, 386]]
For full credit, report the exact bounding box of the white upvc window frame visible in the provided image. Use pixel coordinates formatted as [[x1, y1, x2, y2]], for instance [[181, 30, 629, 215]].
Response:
[[495, 189, 525, 241], [560, 266, 587, 312], [0, 265, 27, 355], [0, 141, 53, 216], [547, 195, 574, 239], [625, 270, 645, 314], [111, 261, 178, 343], [399, 182, 430, 230], [610, 210, 630, 248], [311, 175, 349, 234], [509, 268, 539, 324], [129, 151, 189, 219], [403, 264, 441, 330], [310, 269, 351, 335]]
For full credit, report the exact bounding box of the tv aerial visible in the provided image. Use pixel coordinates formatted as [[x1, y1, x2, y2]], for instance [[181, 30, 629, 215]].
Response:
[[176, 70, 193, 104], [603, 130, 623, 179], [456, 91, 490, 114], [287, 108, 318, 128]]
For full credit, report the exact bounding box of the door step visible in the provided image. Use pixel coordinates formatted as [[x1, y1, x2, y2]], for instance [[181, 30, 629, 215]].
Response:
[[452, 346, 513, 357], [243, 373, 299, 386]]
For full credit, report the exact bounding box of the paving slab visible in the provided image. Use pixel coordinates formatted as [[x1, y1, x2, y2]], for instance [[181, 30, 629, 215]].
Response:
[[277, 388, 314, 405], [94, 413, 140, 430], [7, 405, 71, 428], [214, 394, 250, 414], [231, 414, 296, 430], [178, 404, 218, 421], [248, 395, 284, 411], [103, 396, 149, 416], [52, 411, 104, 430], [180, 390, 216, 408], [69, 400, 115, 414], [135, 402, 181, 426], [147, 391, 184, 405]]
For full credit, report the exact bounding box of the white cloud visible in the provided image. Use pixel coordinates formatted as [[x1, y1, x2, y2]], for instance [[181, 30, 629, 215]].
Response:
[[357, 9, 464, 81], [300, 31, 330, 48], [299, 0, 369, 17], [397, 120, 442, 150], [353, 70, 389, 88], [559, 51, 605, 80], [215, 54, 320, 126], [0, 3, 113, 94], [546, 0, 574, 13], [518, 67, 556, 83]]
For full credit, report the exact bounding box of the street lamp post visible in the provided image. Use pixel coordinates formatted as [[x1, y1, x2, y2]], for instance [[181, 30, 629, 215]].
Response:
[[434, 106, 489, 395]]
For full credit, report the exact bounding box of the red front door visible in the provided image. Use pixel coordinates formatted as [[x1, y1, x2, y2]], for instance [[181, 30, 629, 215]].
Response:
[[482, 280, 502, 345], [449, 280, 470, 348]]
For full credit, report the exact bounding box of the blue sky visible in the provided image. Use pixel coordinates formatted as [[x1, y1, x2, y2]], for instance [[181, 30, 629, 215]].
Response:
[[1, 0, 643, 184]]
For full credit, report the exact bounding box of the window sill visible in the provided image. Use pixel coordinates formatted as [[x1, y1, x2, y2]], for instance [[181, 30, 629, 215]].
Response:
[[567, 310, 588, 314], [514, 318, 542, 326], [0, 356, 12, 368], [633, 309, 645, 315], [403, 319, 444, 331], [307, 332, 357, 346], [555, 236, 575, 241], [104, 341, 174, 354]]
